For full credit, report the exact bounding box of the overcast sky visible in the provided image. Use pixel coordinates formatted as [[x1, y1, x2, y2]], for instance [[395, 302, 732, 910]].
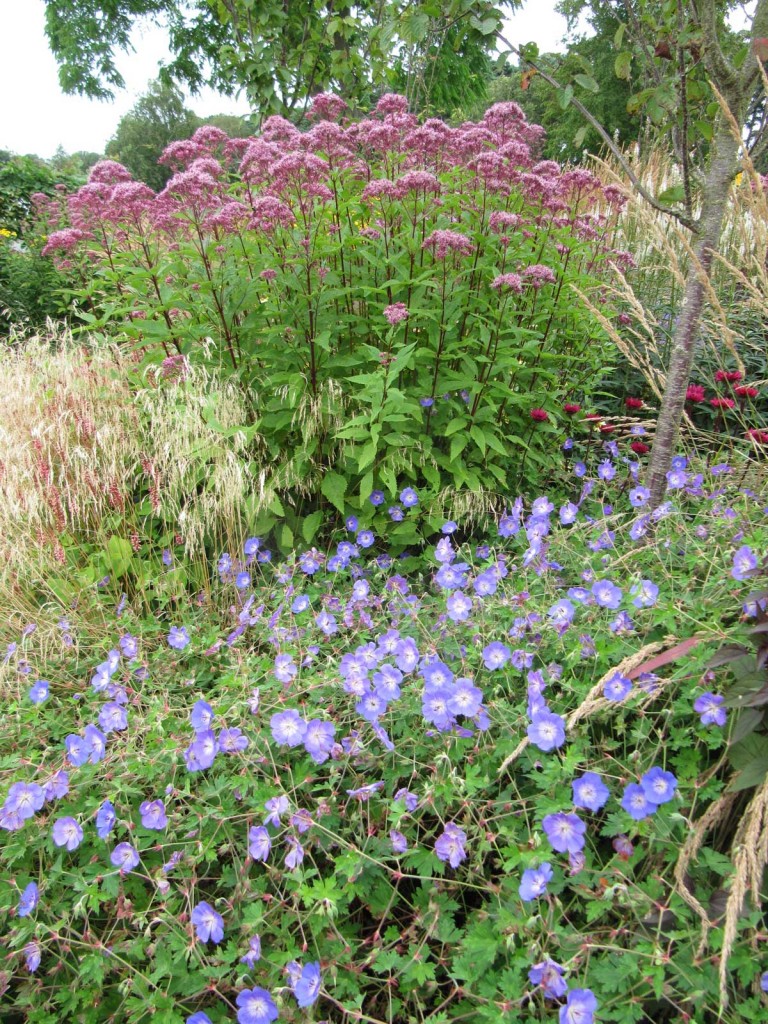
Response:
[[0, 1, 574, 159]]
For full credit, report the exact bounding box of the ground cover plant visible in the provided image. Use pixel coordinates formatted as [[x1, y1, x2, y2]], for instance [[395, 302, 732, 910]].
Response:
[[33, 95, 636, 543], [1, 442, 767, 1024]]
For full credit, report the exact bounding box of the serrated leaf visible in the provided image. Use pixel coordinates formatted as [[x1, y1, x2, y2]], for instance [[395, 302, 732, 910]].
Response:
[[301, 510, 324, 544], [321, 471, 347, 514], [105, 536, 133, 578], [574, 73, 600, 93], [557, 85, 574, 110], [469, 424, 486, 456], [615, 51, 632, 80], [728, 758, 768, 792], [450, 434, 468, 462]]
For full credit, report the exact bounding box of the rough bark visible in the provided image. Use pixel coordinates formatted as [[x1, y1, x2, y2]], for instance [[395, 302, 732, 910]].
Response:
[[644, 0, 768, 506], [644, 117, 740, 505]]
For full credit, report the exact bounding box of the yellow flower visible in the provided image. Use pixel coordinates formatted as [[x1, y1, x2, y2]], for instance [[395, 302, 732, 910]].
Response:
[[0, 227, 16, 238]]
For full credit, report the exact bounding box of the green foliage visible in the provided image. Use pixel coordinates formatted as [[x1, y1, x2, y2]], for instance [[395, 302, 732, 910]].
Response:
[[43, 0, 519, 115], [1, 458, 767, 1023], [46, 102, 629, 547], [105, 80, 202, 191], [476, 34, 641, 162]]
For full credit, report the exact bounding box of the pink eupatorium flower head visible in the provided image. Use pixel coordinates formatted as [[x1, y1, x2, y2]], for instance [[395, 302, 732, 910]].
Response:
[[308, 92, 348, 121], [384, 303, 409, 325], [422, 230, 474, 259], [88, 160, 133, 185], [522, 264, 556, 287], [491, 273, 523, 293]]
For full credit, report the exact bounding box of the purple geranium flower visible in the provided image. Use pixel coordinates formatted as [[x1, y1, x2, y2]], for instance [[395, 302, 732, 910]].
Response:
[[446, 590, 473, 622], [591, 579, 622, 609], [390, 829, 408, 853], [434, 822, 467, 868], [284, 836, 304, 869], [191, 901, 224, 943], [631, 579, 659, 608], [6, 781, 45, 820], [529, 959, 567, 999], [52, 816, 83, 851], [96, 800, 117, 839], [28, 679, 49, 705], [167, 625, 191, 650], [528, 709, 566, 752], [273, 654, 297, 683], [24, 941, 41, 973], [98, 702, 128, 733], [694, 692, 727, 726], [139, 799, 168, 831], [270, 709, 307, 747], [482, 641, 511, 670], [294, 961, 322, 1008], [542, 812, 586, 854], [248, 826, 272, 861], [236, 987, 279, 1024], [304, 719, 336, 763], [732, 545, 758, 581], [190, 700, 215, 732], [110, 842, 140, 871], [640, 766, 677, 805], [518, 862, 553, 901], [240, 934, 262, 969], [572, 772, 610, 812], [184, 729, 219, 771], [621, 783, 657, 820], [604, 672, 633, 702], [559, 988, 598, 1024], [17, 881, 39, 918]]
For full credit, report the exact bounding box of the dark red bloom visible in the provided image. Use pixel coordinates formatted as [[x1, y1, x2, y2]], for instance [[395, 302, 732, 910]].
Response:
[[735, 386, 759, 399], [563, 403, 581, 414], [624, 397, 643, 410], [599, 424, 615, 434], [530, 408, 549, 422], [710, 397, 735, 410], [745, 428, 768, 444], [686, 385, 706, 402], [630, 440, 650, 454], [714, 369, 743, 384]]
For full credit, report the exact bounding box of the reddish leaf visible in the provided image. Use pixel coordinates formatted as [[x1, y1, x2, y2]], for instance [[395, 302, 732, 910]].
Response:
[[627, 636, 702, 679]]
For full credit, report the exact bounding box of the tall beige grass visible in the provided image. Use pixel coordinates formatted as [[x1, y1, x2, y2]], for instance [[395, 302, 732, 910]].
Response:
[[0, 325, 266, 616]]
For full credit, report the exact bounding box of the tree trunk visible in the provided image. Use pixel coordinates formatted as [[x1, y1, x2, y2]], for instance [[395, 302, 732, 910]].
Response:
[[644, 117, 740, 506]]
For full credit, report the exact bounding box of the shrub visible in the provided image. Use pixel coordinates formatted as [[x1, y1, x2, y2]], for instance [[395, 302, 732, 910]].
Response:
[[40, 98, 631, 542]]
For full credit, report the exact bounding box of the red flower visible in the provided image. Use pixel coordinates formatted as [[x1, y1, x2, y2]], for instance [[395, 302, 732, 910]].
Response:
[[530, 408, 549, 422], [735, 385, 759, 399], [686, 385, 705, 402], [710, 397, 735, 409], [599, 424, 615, 434], [630, 440, 650, 454], [584, 413, 602, 421], [714, 369, 743, 384], [745, 428, 768, 444], [563, 403, 581, 414], [624, 397, 643, 410]]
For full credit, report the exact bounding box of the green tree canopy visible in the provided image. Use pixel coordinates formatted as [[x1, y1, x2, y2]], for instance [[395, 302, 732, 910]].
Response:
[[105, 79, 200, 189], [43, 0, 519, 116]]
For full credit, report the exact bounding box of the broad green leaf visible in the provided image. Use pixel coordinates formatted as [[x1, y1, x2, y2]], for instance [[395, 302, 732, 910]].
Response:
[[302, 510, 324, 544], [574, 73, 600, 93], [321, 471, 347, 514], [105, 536, 133, 578]]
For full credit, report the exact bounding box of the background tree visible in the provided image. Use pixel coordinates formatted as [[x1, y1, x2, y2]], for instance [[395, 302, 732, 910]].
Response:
[[105, 79, 200, 190], [501, 0, 768, 504], [43, 0, 519, 116]]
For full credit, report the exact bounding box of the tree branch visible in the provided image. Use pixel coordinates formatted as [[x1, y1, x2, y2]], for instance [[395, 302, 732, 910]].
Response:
[[497, 34, 698, 232]]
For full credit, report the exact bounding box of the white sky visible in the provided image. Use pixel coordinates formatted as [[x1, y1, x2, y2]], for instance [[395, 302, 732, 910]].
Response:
[[0, 1, 570, 160]]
